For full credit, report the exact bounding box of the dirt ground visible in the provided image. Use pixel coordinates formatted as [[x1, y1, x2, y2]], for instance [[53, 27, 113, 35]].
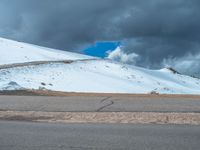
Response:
[[0, 89, 200, 99], [0, 111, 200, 125]]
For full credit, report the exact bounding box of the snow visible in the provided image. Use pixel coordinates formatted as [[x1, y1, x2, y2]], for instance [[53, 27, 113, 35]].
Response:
[[0, 37, 93, 65], [0, 59, 200, 94], [0, 37, 200, 94]]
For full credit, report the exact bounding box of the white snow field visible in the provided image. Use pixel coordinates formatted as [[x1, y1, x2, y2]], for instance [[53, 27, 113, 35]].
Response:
[[0, 37, 200, 94], [0, 37, 93, 65]]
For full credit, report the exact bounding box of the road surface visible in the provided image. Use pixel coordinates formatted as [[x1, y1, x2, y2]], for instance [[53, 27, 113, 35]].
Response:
[[0, 121, 200, 150], [0, 95, 200, 112], [0, 95, 200, 149]]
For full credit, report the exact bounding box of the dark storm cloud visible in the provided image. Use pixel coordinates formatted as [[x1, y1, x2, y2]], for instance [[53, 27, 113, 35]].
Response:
[[0, 0, 200, 75], [0, 0, 131, 50]]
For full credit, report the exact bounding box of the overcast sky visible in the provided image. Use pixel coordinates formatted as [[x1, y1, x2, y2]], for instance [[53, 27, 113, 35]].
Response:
[[0, 0, 200, 76]]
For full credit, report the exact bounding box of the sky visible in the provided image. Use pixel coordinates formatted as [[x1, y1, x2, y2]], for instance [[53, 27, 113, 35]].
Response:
[[84, 41, 120, 58], [0, 0, 200, 77]]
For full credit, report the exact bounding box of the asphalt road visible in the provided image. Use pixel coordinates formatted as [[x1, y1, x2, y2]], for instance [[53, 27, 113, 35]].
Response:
[[0, 120, 199, 150], [0, 95, 200, 112]]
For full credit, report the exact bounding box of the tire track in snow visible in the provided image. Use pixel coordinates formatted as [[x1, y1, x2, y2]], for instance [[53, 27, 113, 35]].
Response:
[[0, 59, 98, 70]]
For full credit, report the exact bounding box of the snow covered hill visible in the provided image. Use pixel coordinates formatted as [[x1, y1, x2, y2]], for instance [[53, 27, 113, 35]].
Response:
[[0, 37, 93, 65], [0, 37, 200, 94]]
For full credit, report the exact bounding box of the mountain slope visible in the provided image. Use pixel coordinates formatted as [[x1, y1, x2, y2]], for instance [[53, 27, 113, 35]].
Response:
[[0, 59, 200, 94], [0, 37, 93, 65], [0, 37, 200, 94]]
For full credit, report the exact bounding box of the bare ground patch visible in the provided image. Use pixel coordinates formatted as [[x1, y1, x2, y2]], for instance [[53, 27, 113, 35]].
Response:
[[0, 90, 200, 99], [0, 111, 200, 125]]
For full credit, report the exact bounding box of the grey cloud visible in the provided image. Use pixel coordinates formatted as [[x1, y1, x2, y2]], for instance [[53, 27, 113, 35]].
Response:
[[163, 52, 200, 77], [0, 0, 200, 76], [0, 0, 130, 50]]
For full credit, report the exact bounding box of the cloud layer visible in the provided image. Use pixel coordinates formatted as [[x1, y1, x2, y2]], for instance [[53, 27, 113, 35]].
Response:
[[0, 0, 200, 76], [163, 53, 200, 77], [107, 47, 139, 64]]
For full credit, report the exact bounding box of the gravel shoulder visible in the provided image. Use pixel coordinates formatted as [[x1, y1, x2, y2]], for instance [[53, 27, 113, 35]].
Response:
[[1, 111, 200, 125]]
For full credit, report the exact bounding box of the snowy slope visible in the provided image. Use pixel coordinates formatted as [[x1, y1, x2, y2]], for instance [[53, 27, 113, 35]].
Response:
[[0, 37, 200, 94], [0, 37, 93, 65], [0, 59, 200, 94]]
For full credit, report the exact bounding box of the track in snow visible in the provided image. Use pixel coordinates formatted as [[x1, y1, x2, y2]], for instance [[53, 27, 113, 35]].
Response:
[[0, 59, 98, 70]]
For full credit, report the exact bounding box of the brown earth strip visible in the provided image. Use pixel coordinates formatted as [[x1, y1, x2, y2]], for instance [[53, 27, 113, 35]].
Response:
[[0, 111, 200, 125], [0, 89, 200, 99], [0, 59, 98, 69], [0, 59, 98, 70], [0, 60, 73, 69]]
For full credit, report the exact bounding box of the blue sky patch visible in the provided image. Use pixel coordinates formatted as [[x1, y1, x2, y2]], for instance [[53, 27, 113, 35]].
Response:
[[83, 41, 121, 58]]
